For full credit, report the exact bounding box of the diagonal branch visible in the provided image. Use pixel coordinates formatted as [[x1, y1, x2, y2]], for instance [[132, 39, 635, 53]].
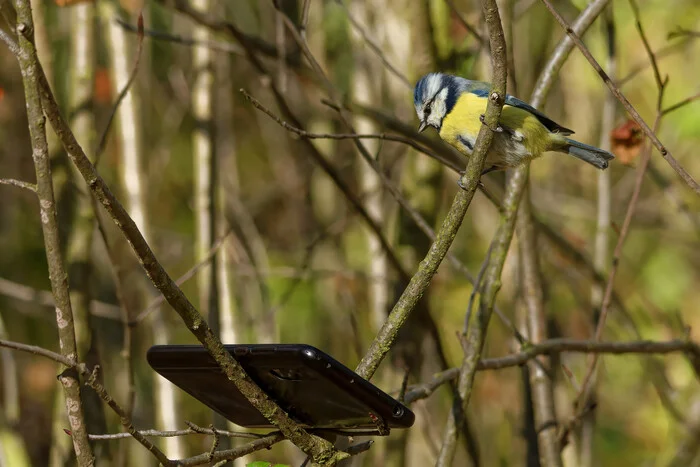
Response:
[[435, 0, 508, 463], [11, 4, 95, 464], [0, 21, 347, 466], [539, 0, 700, 196], [355, 13, 506, 382], [404, 338, 700, 404]]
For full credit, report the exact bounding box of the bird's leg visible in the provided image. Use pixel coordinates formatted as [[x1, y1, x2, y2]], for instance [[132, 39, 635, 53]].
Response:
[[480, 165, 500, 176], [479, 114, 503, 133]]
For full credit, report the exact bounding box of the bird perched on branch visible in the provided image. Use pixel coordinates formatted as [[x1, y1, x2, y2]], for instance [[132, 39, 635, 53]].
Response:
[[413, 72, 614, 174]]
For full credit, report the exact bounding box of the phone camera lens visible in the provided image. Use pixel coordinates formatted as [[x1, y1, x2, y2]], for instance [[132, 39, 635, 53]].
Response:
[[392, 405, 404, 418]]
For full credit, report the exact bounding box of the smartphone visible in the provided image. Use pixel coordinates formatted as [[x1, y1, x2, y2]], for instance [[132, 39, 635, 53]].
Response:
[[147, 344, 415, 432]]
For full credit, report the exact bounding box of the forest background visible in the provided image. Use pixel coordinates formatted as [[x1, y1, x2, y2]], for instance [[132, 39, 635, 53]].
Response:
[[1, 0, 700, 465]]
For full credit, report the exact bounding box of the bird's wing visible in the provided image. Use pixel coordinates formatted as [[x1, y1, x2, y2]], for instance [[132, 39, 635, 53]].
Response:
[[465, 86, 575, 136]]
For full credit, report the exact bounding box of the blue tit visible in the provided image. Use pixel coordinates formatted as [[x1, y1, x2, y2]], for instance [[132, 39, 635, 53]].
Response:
[[413, 72, 614, 173]]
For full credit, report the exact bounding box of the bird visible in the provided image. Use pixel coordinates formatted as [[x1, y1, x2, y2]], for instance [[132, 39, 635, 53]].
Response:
[[413, 72, 615, 174]]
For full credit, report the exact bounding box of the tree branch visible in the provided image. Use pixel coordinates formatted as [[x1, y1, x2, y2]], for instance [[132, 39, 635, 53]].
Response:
[[574, 0, 668, 427], [0, 178, 37, 192], [4, 26, 346, 467], [435, 0, 508, 463], [539, 0, 700, 196], [404, 338, 700, 404], [11, 3, 95, 464], [355, 1, 506, 382]]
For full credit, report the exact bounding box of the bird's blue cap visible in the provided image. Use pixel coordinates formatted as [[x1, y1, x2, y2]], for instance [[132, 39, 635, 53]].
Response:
[[413, 73, 443, 107], [414, 73, 463, 115]]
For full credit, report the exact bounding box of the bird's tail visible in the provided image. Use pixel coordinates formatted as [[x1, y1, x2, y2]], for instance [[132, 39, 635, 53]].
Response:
[[557, 138, 615, 169]]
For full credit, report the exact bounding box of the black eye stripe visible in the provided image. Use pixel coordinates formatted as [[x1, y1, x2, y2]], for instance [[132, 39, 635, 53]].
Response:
[[425, 95, 437, 114]]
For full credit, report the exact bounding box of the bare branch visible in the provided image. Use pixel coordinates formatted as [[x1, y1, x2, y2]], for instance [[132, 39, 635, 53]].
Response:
[[131, 227, 234, 325], [156, 0, 300, 64], [539, 0, 700, 196], [617, 37, 696, 87], [667, 27, 700, 39], [12, 4, 94, 462], [0, 337, 170, 464], [355, 15, 506, 383], [174, 433, 285, 466], [404, 338, 700, 404], [83, 366, 173, 466], [445, 0, 486, 45], [333, 0, 411, 88], [0, 276, 121, 321], [88, 428, 265, 441], [115, 17, 245, 55], [662, 91, 700, 116], [436, 0, 508, 462], [95, 13, 144, 166], [240, 89, 433, 150], [27, 31, 346, 467], [581, 7, 617, 464], [0, 178, 36, 192]]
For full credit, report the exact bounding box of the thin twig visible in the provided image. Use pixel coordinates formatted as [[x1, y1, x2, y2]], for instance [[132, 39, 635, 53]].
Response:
[[299, 0, 311, 39], [0, 338, 171, 465], [242, 88, 526, 343], [12, 7, 95, 463], [156, 0, 301, 65], [575, 0, 667, 425], [174, 433, 285, 466], [580, 6, 616, 465], [662, 91, 700, 116], [0, 276, 122, 320], [240, 90, 432, 148], [333, 0, 411, 88], [531, 0, 611, 104], [115, 17, 244, 54], [617, 37, 695, 87], [30, 36, 346, 467], [95, 13, 144, 166], [667, 27, 700, 39], [539, 0, 700, 196], [445, 0, 485, 45], [0, 178, 37, 192], [435, 0, 508, 463], [84, 366, 174, 466], [403, 338, 700, 404], [131, 227, 234, 325]]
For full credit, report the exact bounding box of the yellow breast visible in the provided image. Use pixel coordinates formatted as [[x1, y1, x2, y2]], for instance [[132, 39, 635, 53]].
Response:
[[439, 93, 485, 153], [439, 92, 553, 157]]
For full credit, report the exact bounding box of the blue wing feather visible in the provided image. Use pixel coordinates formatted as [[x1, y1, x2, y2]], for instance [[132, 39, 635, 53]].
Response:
[[465, 82, 574, 135]]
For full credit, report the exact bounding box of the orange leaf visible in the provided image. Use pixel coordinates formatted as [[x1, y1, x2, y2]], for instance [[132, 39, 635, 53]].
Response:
[[610, 119, 644, 165], [54, 0, 93, 7], [94, 68, 112, 105], [0, 87, 4, 102]]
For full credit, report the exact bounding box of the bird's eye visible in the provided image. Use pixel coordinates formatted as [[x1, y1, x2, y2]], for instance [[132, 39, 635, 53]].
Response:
[[425, 103, 431, 116]]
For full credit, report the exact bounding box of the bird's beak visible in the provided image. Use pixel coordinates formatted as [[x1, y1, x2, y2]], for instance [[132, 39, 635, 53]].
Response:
[[418, 121, 427, 133]]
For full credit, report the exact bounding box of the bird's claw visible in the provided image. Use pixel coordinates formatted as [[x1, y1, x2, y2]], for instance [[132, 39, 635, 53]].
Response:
[[479, 114, 503, 132], [457, 171, 468, 191]]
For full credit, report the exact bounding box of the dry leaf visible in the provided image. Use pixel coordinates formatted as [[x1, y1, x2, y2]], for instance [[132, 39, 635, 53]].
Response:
[[54, 0, 93, 7], [610, 119, 644, 165], [94, 68, 111, 104]]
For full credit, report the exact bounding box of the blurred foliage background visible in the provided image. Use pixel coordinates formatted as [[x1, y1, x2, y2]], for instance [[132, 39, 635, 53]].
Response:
[[0, 0, 699, 465]]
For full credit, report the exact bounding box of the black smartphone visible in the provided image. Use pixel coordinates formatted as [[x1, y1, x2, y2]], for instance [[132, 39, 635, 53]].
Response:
[[147, 344, 415, 432]]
